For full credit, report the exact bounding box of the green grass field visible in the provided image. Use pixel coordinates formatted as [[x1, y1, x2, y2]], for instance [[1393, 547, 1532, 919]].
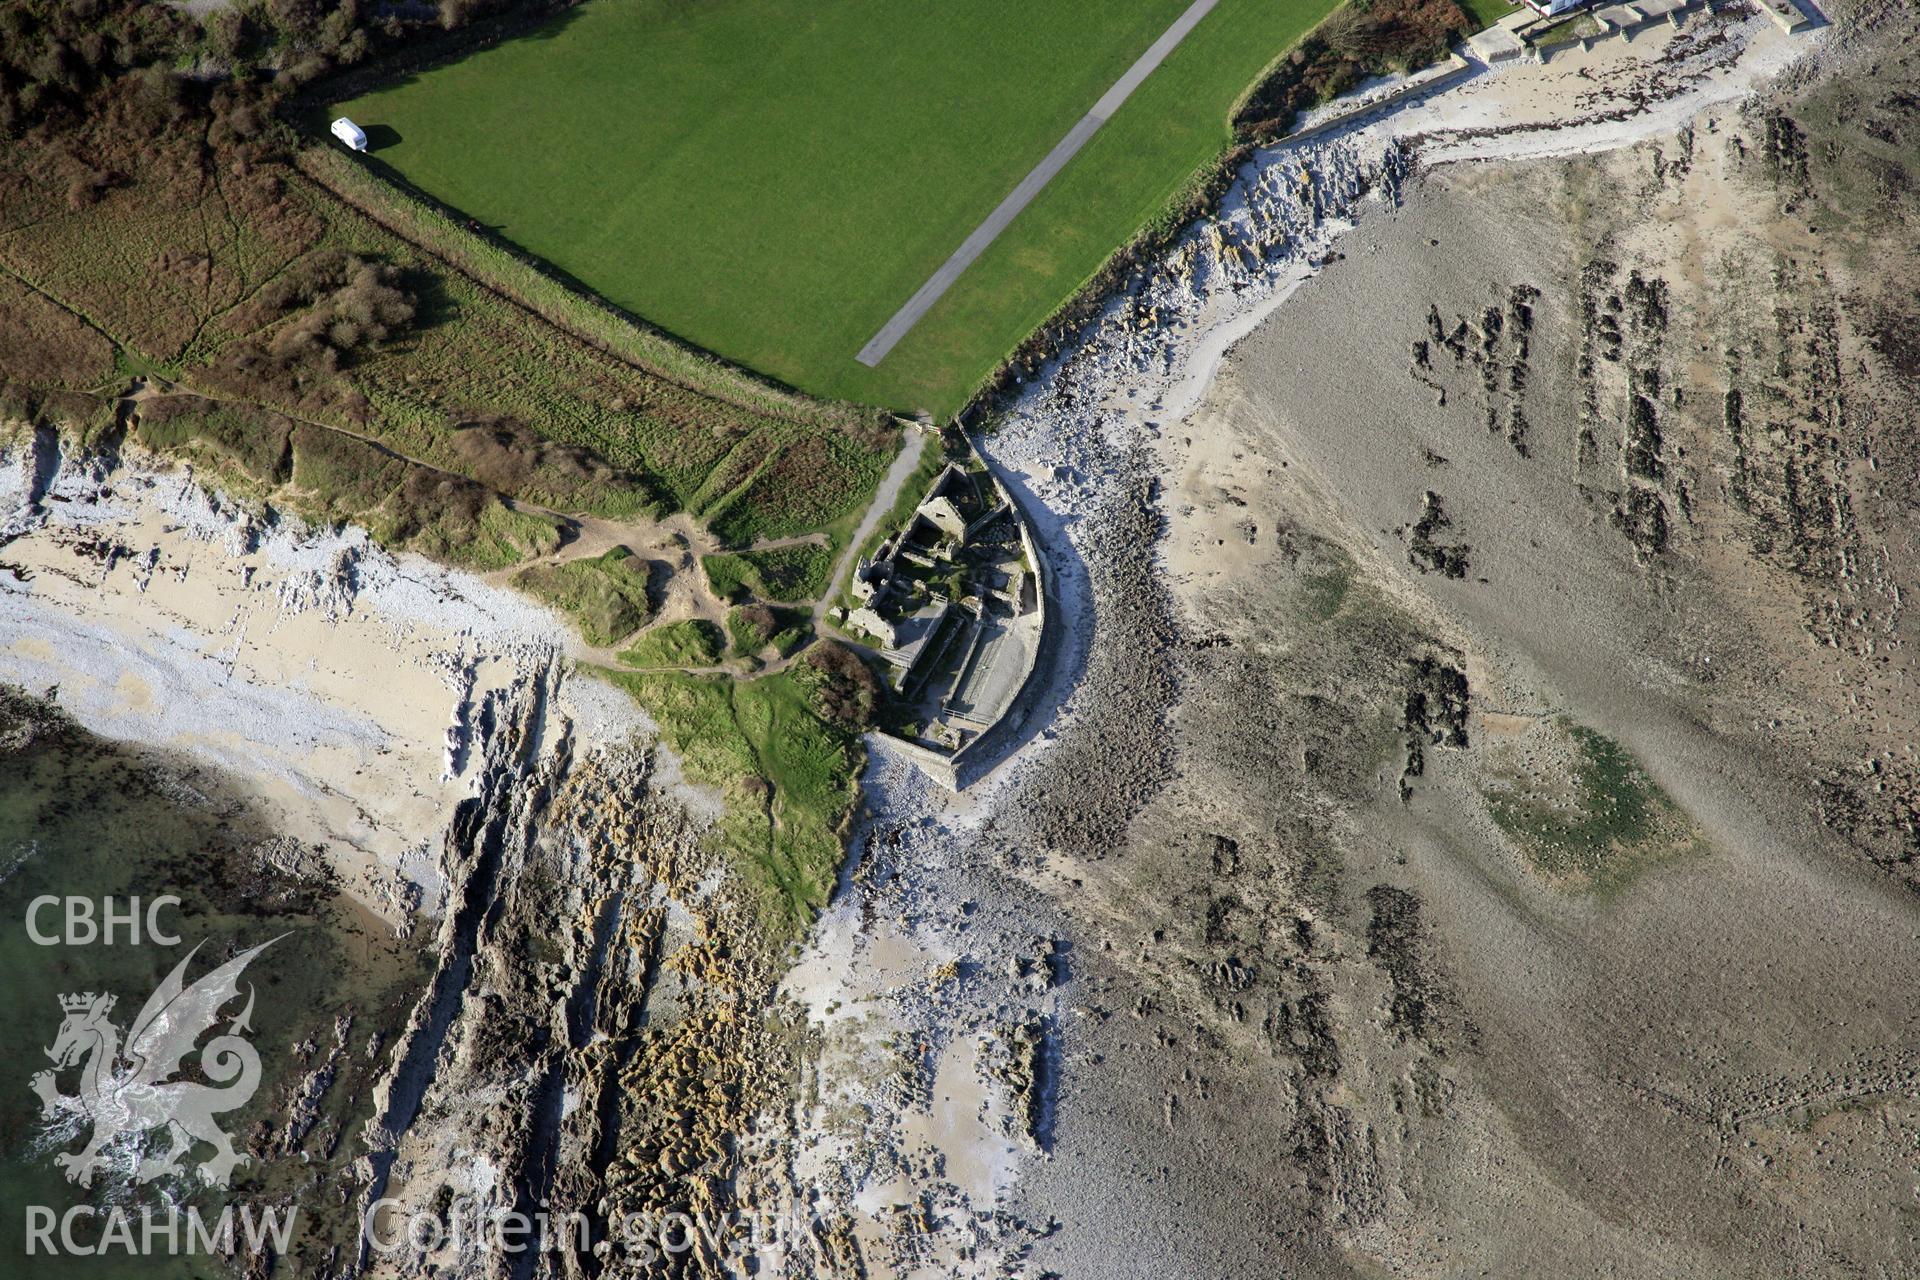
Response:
[[1456, 0, 1520, 29], [336, 0, 1342, 416]]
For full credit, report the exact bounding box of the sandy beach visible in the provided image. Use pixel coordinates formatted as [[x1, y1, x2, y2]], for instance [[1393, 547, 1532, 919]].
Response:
[[0, 439, 657, 926]]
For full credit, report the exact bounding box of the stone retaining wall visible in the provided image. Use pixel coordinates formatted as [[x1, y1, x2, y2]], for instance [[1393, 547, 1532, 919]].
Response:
[[867, 442, 1056, 791], [1279, 53, 1476, 148]]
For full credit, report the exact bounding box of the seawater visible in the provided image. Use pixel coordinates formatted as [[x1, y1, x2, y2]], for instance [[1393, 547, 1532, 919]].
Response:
[[0, 689, 429, 1278]]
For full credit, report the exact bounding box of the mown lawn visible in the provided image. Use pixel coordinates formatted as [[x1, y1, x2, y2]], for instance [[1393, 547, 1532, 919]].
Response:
[[1456, 0, 1520, 29], [336, 0, 1342, 417]]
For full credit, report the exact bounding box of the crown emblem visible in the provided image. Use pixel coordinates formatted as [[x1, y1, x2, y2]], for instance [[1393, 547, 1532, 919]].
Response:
[[59, 992, 112, 1014]]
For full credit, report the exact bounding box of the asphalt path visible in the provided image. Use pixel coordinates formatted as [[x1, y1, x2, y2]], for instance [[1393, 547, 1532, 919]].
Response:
[[854, 0, 1223, 368]]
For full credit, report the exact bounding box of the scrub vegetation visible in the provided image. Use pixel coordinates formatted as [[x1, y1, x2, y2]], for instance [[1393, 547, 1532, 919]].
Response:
[[130, 395, 564, 569], [727, 604, 811, 660], [511, 546, 654, 645]]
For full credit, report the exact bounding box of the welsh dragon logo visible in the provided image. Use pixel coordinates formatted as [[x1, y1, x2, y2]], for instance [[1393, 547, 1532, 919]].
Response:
[[30, 937, 279, 1189]]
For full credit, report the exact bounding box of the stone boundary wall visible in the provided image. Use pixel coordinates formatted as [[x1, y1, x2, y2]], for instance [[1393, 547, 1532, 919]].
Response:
[[1278, 53, 1476, 148], [948, 465, 1055, 785], [879, 732, 962, 790]]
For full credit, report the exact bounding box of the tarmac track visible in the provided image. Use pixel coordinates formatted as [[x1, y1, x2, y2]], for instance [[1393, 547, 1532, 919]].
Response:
[[854, 0, 1223, 368]]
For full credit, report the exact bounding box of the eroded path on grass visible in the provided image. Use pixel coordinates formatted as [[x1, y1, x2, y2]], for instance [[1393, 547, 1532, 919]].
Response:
[[553, 427, 928, 678], [118, 356, 925, 685], [118, 378, 886, 670]]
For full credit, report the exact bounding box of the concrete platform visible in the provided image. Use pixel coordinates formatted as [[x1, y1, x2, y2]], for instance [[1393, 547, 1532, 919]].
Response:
[[1753, 0, 1815, 31], [1467, 18, 1529, 65], [1593, 0, 1689, 34], [944, 609, 1041, 731]]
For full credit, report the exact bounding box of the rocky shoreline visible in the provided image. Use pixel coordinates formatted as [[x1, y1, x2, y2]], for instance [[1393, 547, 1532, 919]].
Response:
[[777, 8, 1847, 1277]]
